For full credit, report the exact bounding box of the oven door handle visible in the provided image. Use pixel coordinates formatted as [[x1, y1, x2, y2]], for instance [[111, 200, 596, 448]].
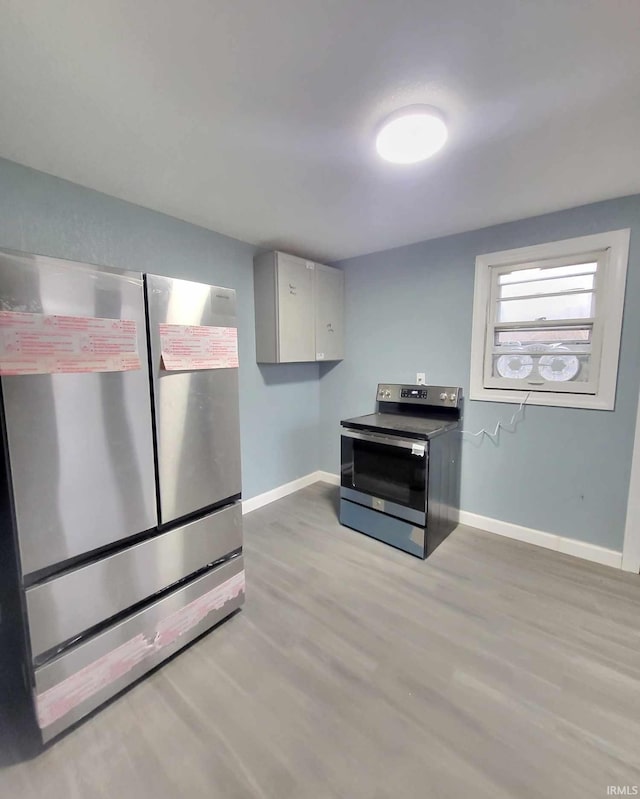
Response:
[[341, 429, 426, 453]]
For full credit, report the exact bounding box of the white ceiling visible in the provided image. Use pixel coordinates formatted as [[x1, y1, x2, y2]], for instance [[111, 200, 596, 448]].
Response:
[[1, 1, 640, 262]]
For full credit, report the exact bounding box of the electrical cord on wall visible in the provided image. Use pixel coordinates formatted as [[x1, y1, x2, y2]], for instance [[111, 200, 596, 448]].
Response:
[[459, 392, 531, 442]]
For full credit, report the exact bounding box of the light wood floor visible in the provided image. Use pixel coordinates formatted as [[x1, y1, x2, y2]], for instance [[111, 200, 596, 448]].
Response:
[[1, 481, 640, 798]]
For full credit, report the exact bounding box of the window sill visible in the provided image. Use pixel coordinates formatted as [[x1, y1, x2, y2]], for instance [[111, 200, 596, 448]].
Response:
[[468, 386, 614, 411]]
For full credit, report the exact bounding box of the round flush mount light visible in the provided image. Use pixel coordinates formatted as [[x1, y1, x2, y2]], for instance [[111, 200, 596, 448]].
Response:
[[375, 105, 448, 164]]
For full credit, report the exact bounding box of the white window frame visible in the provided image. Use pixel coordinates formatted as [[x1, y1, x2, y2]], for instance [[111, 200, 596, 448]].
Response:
[[469, 229, 630, 410]]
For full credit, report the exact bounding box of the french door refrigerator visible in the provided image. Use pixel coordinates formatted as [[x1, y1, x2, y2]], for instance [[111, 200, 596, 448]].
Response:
[[0, 250, 244, 743]]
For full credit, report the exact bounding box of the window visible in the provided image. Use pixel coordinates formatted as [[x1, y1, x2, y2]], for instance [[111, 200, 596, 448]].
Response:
[[469, 230, 630, 410]]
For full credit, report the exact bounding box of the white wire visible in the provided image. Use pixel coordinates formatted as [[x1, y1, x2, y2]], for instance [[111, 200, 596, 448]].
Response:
[[459, 392, 531, 442]]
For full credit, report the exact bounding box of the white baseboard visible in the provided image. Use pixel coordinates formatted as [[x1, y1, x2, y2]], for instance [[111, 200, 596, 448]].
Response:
[[244, 472, 622, 569], [458, 510, 622, 569], [308, 472, 623, 570], [316, 470, 340, 486], [242, 471, 325, 515]]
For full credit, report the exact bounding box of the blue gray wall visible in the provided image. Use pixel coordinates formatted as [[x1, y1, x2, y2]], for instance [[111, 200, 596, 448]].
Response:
[[3, 155, 638, 550], [321, 195, 640, 551], [0, 157, 320, 500]]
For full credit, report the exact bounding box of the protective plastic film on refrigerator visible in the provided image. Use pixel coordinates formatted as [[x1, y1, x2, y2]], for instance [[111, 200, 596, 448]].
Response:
[[0, 250, 244, 743]]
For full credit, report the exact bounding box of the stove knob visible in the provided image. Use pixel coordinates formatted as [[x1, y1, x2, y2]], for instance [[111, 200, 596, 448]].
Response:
[[384, 390, 391, 398], [449, 393, 457, 402], [439, 392, 448, 401]]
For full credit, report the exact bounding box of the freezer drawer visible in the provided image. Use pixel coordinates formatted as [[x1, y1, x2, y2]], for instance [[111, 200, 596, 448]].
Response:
[[0, 249, 157, 576], [34, 556, 245, 742], [145, 274, 242, 525], [26, 502, 242, 660]]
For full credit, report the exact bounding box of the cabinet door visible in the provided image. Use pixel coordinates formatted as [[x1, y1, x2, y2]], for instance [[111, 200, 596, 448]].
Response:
[[276, 253, 315, 362], [314, 264, 344, 361]]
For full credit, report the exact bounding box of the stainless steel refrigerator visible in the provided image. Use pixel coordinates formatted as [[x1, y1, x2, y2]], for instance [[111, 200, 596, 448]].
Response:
[[0, 250, 244, 743]]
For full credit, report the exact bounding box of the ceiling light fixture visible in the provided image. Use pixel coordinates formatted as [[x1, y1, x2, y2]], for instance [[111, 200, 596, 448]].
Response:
[[375, 105, 448, 164]]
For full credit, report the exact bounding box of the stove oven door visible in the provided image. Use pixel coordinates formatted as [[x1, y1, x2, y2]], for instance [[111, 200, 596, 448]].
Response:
[[340, 429, 427, 525]]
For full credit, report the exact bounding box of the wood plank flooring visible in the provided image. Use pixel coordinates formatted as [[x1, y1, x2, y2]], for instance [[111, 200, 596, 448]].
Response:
[[1, 481, 640, 798]]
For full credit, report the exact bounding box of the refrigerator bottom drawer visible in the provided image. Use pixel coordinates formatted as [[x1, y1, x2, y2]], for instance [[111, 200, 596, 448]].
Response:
[[33, 556, 245, 743], [26, 501, 243, 660]]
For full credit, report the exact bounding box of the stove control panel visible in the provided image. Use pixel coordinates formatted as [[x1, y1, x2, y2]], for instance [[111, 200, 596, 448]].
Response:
[[377, 384, 462, 408]]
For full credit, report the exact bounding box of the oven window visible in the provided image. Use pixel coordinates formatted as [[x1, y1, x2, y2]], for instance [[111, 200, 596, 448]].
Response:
[[342, 437, 426, 511]]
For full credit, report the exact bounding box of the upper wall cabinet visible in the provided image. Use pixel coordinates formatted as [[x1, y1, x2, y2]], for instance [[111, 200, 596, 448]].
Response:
[[253, 251, 344, 363]]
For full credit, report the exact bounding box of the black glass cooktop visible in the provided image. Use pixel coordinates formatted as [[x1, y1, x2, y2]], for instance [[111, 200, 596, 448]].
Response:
[[341, 413, 459, 440]]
